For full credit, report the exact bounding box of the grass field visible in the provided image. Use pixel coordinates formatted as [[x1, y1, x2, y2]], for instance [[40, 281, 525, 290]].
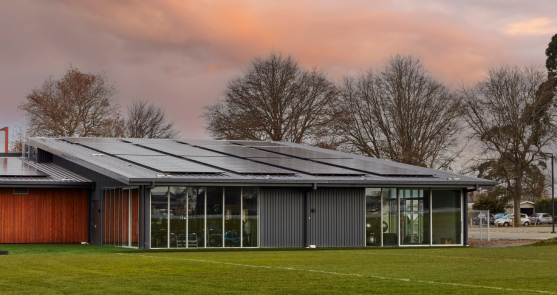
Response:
[[1, 244, 556, 294]]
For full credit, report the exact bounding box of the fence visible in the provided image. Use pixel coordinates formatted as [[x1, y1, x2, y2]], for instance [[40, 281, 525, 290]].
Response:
[[468, 210, 490, 241]]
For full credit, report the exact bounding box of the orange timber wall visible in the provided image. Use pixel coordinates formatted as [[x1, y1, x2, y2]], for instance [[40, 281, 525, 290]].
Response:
[[0, 187, 88, 243]]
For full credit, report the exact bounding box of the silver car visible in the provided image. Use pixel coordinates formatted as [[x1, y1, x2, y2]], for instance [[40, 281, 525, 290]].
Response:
[[495, 213, 531, 226], [530, 213, 554, 225]]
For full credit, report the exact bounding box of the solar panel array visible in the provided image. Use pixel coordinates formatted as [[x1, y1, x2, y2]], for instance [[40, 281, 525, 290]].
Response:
[[0, 158, 48, 177], [117, 155, 224, 174], [62, 137, 435, 177]]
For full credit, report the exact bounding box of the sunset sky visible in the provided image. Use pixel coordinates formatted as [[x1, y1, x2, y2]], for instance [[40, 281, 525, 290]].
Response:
[[1, 0, 556, 142]]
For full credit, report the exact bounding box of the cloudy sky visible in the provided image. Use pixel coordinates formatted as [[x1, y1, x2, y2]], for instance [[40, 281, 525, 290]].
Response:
[[1, 0, 555, 142]]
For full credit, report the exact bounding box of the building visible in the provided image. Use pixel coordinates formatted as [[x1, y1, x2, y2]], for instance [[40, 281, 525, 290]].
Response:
[[0, 137, 496, 248]]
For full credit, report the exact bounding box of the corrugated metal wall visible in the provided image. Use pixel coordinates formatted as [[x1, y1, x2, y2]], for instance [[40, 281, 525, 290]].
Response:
[[260, 187, 365, 248], [308, 188, 365, 247], [260, 187, 305, 247]]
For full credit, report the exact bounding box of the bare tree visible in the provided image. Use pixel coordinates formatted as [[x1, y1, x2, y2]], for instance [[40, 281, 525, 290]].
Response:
[[462, 65, 557, 227], [202, 52, 339, 147], [335, 55, 464, 169], [18, 67, 123, 137], [125, 99, 179, 139]]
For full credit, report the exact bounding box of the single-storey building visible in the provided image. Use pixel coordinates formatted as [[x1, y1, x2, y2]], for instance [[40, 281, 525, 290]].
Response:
[[0, 137, 496, 248]]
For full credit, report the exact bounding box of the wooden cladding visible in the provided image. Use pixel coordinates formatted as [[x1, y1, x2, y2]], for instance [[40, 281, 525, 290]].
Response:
[[103, 188, 139, 245], [0, 188, 88, 243]]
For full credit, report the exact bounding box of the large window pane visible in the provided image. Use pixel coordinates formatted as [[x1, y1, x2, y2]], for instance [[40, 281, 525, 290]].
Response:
[[400, 189, 430, 245], [242, 187, 258, 247], [365, 188, 381, 246], [206, 187, 223, 247], [170, 187, 188, 248], [103, 190, 108, 245], [188, 187, 205, 248], [151, 186, 169, 248], [432, 190, 461, 245], [123, 189, 130, 247], [224, 187, 242, 247], [382, 189, 398, 245]]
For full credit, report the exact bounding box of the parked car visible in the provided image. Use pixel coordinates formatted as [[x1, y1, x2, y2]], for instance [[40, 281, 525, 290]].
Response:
[[495, 214, 531, 226], [473, 213, 495, 225], [494, 213, 508, 220], [529, 213, 554, 225]]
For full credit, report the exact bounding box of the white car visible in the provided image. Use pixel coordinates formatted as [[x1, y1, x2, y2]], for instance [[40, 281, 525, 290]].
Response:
[[495, 214, 531, 226]]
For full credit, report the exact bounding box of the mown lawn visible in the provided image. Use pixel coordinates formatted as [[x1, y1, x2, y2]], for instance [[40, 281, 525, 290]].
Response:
[[0, 244, 556, 294]]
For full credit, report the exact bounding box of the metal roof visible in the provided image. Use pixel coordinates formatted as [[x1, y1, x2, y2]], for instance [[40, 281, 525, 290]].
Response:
[[0, 157, 92, 186], [25, 137, 497, 188]]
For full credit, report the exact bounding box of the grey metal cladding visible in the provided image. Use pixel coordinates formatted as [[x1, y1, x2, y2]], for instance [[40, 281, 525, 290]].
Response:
[[260, 187, 305, 247], [307, 188, 365, 247]]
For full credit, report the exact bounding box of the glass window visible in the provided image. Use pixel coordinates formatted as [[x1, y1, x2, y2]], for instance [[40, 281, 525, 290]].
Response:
[[123, 189, 130, 247], [365, 188, 382, 246], [151, 186, 169, 248], [242, 187, 258, 247], [224, 187, 242, 247], [432, 190, 461, 245], [206, 187, 223, 247], [382, 188, 398, 246], [169, 187, 188, 248], [103, 190, 108, 245], [400, 189, 430, 245], [188, 187, 205, 248]]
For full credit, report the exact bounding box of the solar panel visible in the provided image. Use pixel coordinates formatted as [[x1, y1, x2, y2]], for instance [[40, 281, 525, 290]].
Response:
[[117, 155, 224, 174], [65, 138, 124, 144], [0, 158, 48, 177], [231, 141, 286, 147], [122, 138, 177, 145], [77, 143, 164, 156], [178, 139, 238, 146], [251, 157, 364, 176], [181, 156, 295, 175], [314, 158, 434, 177], [254, 146, 352, 159], [134, 143, 226, 157], [201, 145, 288, 158]]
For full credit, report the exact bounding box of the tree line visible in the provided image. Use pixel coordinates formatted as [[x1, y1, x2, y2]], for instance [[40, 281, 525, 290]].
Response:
[[11, 66, 179, 152], [203, 34, 557, 225]]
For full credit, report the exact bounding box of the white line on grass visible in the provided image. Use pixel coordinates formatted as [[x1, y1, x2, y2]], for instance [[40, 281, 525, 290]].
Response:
[[118, 253, 555, 294], [334, 250, 549, 263]]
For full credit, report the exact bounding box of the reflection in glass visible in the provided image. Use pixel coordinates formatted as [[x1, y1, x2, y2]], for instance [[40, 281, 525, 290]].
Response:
[[242, 187, 258, 247], [224, 187, 242, 247], [123, 189, 130, 247], [206, 187, 223, 247], [188, 187, 205, 248], [365, 188, 382, 246], [170, 187, 188, 248], [432, 190, 461, 245], [382, 189, 398, 245], [151, 186, 169, 248], [102, 190, 108, 245], [400, 189, 430, 245], [131, 189, 139, 247]]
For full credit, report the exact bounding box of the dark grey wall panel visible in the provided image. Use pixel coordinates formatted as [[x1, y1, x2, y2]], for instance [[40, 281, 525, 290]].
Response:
[[260, 187, 304, 247], [307, 188, 365, 247]]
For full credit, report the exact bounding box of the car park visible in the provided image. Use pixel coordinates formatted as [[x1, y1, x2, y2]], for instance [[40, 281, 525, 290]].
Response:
[[494, 213, 508, 219], [473, 213, 495, 225], [529, 213, 555, 225], [495, 213, 531, 226]]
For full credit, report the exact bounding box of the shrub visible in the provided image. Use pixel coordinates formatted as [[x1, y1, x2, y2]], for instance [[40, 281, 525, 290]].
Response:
[[472, 194, 509, 213], [534, 198, 557, 217]]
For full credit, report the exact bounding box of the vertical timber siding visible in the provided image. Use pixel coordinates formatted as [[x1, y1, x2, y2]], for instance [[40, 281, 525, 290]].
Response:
[[0, 188, 88, 243], [260, 187, 304, 247], [307, 188, 365, 247]]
